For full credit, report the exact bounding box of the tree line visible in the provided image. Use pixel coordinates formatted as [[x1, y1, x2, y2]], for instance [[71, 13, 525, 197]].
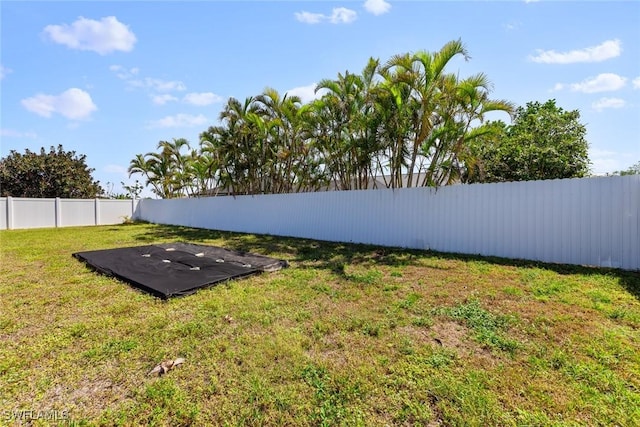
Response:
[[128, 40, 592, 199], [128, 40, 519, 198], [1, 40, 598, 199]]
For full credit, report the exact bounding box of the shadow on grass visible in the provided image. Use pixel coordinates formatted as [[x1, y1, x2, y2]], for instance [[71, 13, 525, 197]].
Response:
[[129, 223, 640, 300], [130, 223, 435, 269]]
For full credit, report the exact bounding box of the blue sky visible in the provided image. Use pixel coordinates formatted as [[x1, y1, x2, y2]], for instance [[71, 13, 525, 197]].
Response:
[[2, 0, 639, 196]]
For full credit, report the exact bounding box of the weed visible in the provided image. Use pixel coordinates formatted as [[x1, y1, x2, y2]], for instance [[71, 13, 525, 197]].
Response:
[[423, 349, 457, 368], [361, 322, 381, 338], [411, 316, 433, 328], [436, 299, 520, 353], [346, 268, 383, 285], [502, 286, 523, 296], [390, 269, 403, 278], [68, 323, 88, 338], [398, 292, 421, 310], [587, 290, 612, 304], [398, 337, 415, 355], [301, 365, 364, 426]]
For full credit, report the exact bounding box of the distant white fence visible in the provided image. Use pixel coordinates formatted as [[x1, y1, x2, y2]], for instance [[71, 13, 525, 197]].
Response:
[[134, 175, 640, 271], [0, 197, 138, 230]]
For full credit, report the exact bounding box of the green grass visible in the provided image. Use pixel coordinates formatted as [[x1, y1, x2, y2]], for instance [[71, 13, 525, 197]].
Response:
[[436, 299, 520, 354], [1, 223, 639, 426]]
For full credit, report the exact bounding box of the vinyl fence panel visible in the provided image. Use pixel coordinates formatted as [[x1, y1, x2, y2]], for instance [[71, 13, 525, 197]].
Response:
[[11, 198, 57, 229], [0, 197, 7, 230], [0, 197, 139, 230], [99, 199, 138, 224], [134, 176, 640, 271], [59, 199, 97, 227]]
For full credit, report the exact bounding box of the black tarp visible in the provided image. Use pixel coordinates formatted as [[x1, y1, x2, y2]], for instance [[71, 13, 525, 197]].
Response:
[[73, 243, 288, 299]]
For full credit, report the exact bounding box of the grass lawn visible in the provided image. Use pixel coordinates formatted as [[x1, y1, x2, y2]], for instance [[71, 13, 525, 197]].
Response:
[[1, 223, 639, 426]]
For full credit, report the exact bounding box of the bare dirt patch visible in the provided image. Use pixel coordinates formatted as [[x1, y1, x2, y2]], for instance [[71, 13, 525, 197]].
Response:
[[430, 320, 470, 351], [400, 320, 500, 367], [38, 377, 128, 416]]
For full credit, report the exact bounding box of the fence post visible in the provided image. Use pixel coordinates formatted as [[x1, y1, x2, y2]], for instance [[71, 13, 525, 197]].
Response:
[[55, 197, 61, 228], [6, 196, 13, 230], [95, 198, 101, 225]]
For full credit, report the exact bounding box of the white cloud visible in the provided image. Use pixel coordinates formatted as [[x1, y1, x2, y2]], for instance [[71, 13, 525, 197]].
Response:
[[0, 128, 37, 138], [633, 76, 640, 89], [110, 64, 139, 80], [295, 7, 357, 24], [330, 8, 357, 24], [570, 73, 626, 93], [21, 88, 97, 120], [286, 83, 328, 104], [110, 65, 195, 108], [146, 113, 208, 129], [529, 39, 621, 64], [110, 66, 184, 93], [364, 0, 391, 16], [183, 92, 222, 106], [592, 97, 626, 112], [129, 77, 186, 92], [151, 94, 179, 105], [0, 64, 12, 80], [151, 91, 221, 106], [295, 11, 324, 24], [43, 16, 136, 55]]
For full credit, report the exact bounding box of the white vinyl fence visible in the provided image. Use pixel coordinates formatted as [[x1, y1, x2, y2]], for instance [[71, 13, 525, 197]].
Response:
[[134, 175, 640, 271], [0, 197, 138, 230]]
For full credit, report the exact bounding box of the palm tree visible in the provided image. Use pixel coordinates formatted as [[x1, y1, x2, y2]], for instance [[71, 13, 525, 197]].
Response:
[[373, 65, 416, 188], [127, 151, 173, 198], [203, 96, 265, 195], [314, 58, 382, 190], [200, 125, 235, 195], [182, 148, 218, 197], [379, 39, 470, 188], [134, 39, 515, 196], [420, 72, 515, 186], [127, 138, 193, 198], [157, 138, 191, 197], [128, 154, 161, 196], [255, 87, 317, 193]]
